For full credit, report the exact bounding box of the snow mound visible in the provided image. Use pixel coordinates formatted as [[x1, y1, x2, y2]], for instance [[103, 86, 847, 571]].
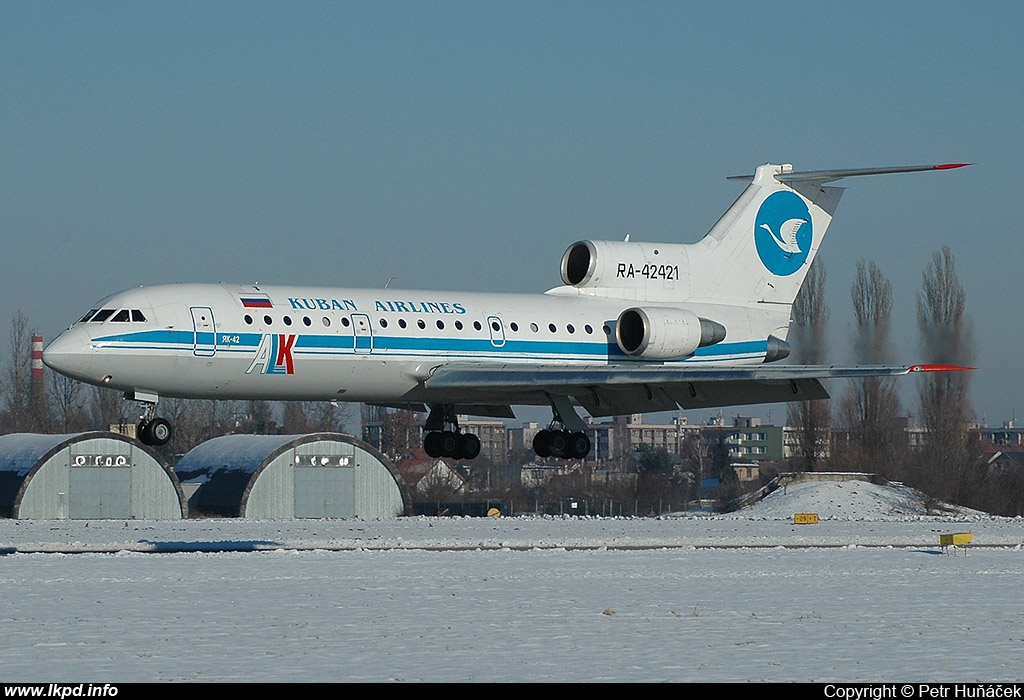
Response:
[[738, 478, 934, 519]]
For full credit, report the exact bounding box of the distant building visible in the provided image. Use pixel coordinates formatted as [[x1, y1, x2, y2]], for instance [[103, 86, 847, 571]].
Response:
[[394, 451, 469, 499]]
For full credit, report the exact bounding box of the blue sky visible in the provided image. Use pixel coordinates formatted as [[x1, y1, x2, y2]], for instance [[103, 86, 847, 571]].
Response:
[[2, 2, 1020, 425]]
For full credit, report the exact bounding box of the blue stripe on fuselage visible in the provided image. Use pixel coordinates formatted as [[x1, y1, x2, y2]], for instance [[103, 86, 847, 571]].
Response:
[[91, 329, 768, 364]]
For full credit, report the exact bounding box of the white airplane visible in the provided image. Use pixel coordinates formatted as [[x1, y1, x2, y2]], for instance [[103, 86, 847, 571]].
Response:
[[43, 162, 970, 458]]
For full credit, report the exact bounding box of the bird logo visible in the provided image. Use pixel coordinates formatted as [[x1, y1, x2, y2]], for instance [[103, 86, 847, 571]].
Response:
[[753, 191, 812, 276], [759, 218, 807, 256]]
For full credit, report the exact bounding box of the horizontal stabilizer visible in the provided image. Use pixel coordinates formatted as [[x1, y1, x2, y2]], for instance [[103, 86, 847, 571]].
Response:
[[727, 163, 971, 185]]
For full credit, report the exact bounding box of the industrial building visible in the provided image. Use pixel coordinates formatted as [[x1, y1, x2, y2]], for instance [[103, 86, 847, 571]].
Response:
[[175, 433, 409, 518], [0, 432, 186, 519]]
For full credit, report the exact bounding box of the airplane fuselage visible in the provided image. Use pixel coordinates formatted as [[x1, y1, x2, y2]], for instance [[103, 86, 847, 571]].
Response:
[[45, 281, 779, 407]]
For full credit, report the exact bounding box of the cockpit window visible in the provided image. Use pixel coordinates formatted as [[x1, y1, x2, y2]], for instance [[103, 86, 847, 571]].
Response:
[[80, 308, 148, 323], [90, 309, 116, 323]]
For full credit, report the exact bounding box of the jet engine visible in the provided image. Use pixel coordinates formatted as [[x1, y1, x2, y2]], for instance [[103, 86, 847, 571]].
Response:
[[615, 307, 726, 360], [560, 240, 689, 290]]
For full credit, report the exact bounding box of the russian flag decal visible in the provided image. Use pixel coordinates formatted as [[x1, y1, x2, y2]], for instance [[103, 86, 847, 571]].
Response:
[[240, 294, 273, 308]]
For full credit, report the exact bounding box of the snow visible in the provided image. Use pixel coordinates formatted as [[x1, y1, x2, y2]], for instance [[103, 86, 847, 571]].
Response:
[[2, 480, 1023, 682]]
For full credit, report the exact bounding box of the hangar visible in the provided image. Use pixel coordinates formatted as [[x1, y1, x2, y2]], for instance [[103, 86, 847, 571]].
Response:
[[0, 432, 186, 519], [175, 433, 409, 518]]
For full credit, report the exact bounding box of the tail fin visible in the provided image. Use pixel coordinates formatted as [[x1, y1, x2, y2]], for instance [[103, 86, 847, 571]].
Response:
[[691, 163, 969, 307]]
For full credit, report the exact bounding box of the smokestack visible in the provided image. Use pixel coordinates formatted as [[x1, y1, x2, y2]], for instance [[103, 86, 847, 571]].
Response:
[[30, 334, 45, 429], [32, 335, 44, 381]]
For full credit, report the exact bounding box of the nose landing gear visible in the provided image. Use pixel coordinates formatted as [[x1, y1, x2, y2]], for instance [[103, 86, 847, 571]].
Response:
[[129, 391, 173, 447]]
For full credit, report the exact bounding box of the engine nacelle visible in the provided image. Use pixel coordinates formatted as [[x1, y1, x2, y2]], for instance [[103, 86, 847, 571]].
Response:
[[560, 240, 690, 290], [616, 307, 726, 360]]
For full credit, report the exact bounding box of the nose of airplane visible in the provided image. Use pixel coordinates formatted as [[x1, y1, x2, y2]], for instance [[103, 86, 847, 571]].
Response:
[[42, 327, 94, 381]]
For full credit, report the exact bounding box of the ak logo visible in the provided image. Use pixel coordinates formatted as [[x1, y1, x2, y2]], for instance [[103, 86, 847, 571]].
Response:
[[753, 191, 812, 276], [246, 334, 296, 375]]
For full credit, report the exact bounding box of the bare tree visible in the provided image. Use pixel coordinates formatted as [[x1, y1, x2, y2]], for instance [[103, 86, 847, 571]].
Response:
[[913, 245, 977, 505], [160, 398, 239, 455], [48, 373, 89, 433], [786, 261, 831, 471], [2, 312, 40, 432], [281, 401, 352, 434], [89, 386, 129, 432], [834, 260, 906, 477], [378, 408, 421, 460], [234, 400, 278, 434]]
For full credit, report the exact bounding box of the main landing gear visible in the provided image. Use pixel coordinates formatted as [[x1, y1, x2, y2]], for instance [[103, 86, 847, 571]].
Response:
[[533, 426, 591, 460], [131, 392, 173, 447], [534, 394, 591, 460], [423, 404, 481, 460]]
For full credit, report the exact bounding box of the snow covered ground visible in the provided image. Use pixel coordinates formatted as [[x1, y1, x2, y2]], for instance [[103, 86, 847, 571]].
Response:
[[2, 480, 1023, 682]]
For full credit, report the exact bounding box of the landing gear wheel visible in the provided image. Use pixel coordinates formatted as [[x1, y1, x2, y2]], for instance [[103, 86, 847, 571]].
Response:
[[569, 431, 591, 459], [547, 430, 569, 459], [533, 430, 552, 458], [424, 431, 443, 458], [440, 430, 460, 458], [459, 433, 481, 460], [138, 418, 172, 446]]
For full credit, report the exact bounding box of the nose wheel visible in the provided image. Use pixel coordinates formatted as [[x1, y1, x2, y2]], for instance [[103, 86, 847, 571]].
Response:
[[138, 417, 172, 446], [129, 392, 172, 447]]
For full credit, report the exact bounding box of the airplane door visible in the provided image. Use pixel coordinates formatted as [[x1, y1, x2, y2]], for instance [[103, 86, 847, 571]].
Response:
[[351, 313, 372, 353], [190, 306, 216, 357], [487, 315, 506, 348]]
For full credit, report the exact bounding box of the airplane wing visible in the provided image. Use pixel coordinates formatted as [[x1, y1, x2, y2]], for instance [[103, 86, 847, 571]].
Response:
[[423, 362, 969, 418]]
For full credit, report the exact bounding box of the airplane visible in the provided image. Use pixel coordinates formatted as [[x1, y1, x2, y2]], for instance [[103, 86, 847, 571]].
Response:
[[42, 162, 971, 458]]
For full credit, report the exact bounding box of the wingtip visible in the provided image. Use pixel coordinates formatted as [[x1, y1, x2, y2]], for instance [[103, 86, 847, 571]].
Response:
[[908, 363, 976, 372], [933, 163, 972, 170]]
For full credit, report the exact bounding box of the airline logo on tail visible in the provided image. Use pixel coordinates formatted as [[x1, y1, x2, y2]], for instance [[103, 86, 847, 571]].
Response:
[[754, 191, 812, 276]]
